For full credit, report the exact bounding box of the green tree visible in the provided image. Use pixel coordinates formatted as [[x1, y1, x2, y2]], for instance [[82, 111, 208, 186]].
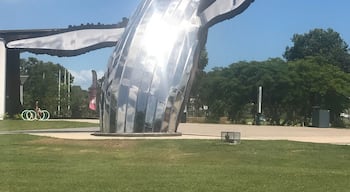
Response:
[[286, 57, 350, 127], [284, 28, 350, 72], [219, 58, 290, 124], [20, 57, 40, 75], [187, 47, 209, 117], [22, 57, 74, 118], [198, 67, 228, 120], [71, 86, 98, 118], [197, 57, 350, 127], [194, 28, 350, 127]]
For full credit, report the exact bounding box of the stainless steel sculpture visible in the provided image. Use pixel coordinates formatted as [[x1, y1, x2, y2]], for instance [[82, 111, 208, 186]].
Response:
[[100, 0, 254, 133]]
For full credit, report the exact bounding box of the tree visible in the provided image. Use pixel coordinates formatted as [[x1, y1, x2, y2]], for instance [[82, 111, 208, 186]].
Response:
[[198, 67, 228, 120], [22, 57, 74, 118], [23, 60, 60, 115], [193, 28, 350, 127], [21, 57, 101, 119], [197, 57, 350, 127], [286, 57, 350, 127], [284, 28, 350, 72], [20, 57, 40, 75], [71, 85, 98, 118], [187, 47, 209, 117], [219, 58, 290, 124]]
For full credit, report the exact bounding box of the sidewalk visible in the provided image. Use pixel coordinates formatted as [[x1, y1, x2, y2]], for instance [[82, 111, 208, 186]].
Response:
[[24, 122, 350, 145]]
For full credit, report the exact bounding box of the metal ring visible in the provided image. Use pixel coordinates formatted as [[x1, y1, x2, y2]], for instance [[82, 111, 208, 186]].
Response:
[[21, 110, 37, 121], [40, 110, 50, 120], [21, 109, 50, 121], [21, 110, 28, 120]]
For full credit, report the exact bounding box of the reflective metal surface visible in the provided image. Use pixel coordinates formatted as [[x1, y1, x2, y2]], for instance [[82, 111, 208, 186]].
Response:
[[100, 0, 254, 133], [7, 28, 124, 57]]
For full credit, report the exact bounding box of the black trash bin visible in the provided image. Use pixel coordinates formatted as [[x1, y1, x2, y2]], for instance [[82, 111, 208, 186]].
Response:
[[312, 107, 330, 128]]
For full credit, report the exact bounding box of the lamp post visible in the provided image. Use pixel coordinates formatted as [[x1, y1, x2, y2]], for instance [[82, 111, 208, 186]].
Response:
[[19, 75, 29, 105], [256, 86, 263, 125]]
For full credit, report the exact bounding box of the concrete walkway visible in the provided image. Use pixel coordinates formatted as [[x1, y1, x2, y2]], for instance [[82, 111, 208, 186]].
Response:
[[21, 121, 350, 145]]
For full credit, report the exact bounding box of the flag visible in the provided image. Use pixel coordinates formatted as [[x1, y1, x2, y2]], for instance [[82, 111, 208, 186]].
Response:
[[89, 97, 97, 111]]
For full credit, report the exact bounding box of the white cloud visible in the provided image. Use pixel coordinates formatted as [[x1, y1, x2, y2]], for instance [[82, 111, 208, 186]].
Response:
[[68, 69, 104, 90]]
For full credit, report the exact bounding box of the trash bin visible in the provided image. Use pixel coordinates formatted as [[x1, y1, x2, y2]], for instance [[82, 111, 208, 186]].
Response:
[[312, 107, 330, 128], [221, 132, 241, 144], [255, 113, 262, 125], [181, 112, 187, 123]]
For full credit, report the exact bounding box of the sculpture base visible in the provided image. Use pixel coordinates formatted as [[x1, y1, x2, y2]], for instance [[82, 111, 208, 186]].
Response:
[[92, 132, 182, 137]]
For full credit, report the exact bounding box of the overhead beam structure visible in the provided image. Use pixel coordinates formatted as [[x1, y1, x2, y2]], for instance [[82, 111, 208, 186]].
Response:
[[0, 24, 125, 118]]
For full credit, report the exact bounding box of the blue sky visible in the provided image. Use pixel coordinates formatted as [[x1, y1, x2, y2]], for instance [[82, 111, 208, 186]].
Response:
[[1, 0, 350, 89]]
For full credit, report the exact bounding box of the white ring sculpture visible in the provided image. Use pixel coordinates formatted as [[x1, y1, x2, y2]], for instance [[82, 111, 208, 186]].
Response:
[[21, 109, 50, 121]]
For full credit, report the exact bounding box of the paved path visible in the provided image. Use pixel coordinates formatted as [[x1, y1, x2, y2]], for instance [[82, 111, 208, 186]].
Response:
[[179, 123, 350, 145], [15, 121, 350, 145]]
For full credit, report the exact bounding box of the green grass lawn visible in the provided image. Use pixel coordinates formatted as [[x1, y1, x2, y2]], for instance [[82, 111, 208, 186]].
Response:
[[1, 134, 350, 192], [0, 120, 98, 131]]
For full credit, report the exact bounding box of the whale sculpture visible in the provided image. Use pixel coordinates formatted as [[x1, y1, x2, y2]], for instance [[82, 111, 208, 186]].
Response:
[[2, 0, 253, 130], [100, 0, 254, 134]]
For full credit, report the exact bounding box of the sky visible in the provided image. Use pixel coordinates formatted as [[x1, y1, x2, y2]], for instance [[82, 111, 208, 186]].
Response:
[[1, 0, 350, 89]]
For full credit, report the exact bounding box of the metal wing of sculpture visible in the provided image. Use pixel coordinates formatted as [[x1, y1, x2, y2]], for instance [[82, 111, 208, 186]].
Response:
[[100, 0, 254, 134], [6, 28, 125, 57]]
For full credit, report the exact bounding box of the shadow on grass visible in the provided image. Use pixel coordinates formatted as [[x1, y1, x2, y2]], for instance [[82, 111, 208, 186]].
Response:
[[0, 120, 98, 131]]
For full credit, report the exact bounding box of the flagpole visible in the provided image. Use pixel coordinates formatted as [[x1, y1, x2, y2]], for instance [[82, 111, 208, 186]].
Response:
[[58, 69, 61, 117], [67, 71, 71, 113]]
